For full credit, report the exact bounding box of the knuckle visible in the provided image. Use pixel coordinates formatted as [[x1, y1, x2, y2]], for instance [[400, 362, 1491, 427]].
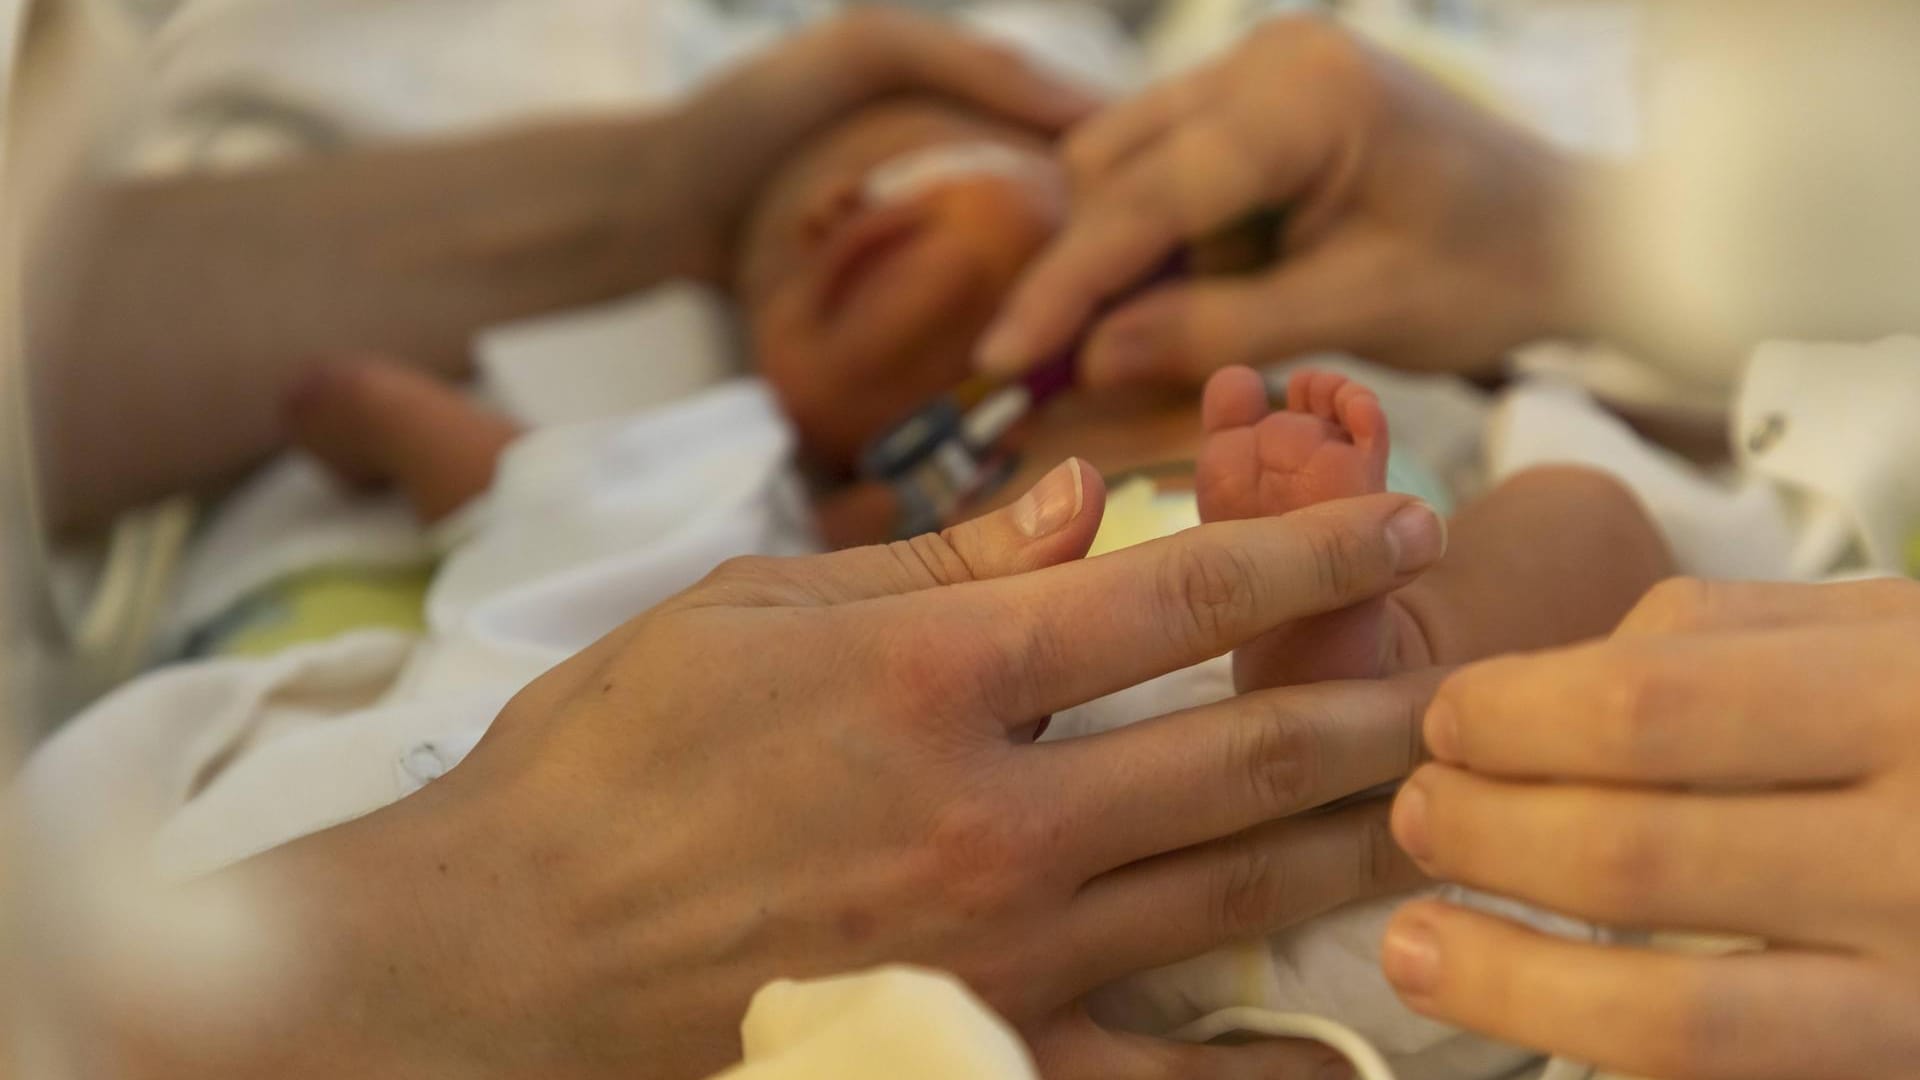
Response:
[[1161, 541, 1259, 650], [1236, 700, 1324, 813], [689, 555, 788, 605], [885, 609, 1048, 726], [1211, 835, 1287, 939], [1625, 577, 1717, 635], [924, 798, 1035, 910], [884, 621, 1001, 715], [708, 553, 774, 584], [1651, 974, 1744, 1080], [1585, 811, 1674, 920], [1302, 520, 1367, 603], [1599, 655, 1688, 773]]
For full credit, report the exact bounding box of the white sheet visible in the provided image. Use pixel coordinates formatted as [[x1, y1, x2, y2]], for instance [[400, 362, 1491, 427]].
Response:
[[32, 380, 812, 881]]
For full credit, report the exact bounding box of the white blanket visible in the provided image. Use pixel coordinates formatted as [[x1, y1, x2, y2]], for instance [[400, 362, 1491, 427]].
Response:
[[30, 374, 1539, 1079], [40, 336, 1920, 1076]]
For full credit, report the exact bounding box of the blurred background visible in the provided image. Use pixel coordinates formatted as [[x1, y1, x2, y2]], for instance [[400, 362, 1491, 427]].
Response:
[[2, 0, 1650, 736], [2, 2, 1918, 1075]]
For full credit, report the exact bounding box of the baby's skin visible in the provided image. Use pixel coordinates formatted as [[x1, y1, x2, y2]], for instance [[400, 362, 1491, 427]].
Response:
[[1197, 366, 1424, 691]]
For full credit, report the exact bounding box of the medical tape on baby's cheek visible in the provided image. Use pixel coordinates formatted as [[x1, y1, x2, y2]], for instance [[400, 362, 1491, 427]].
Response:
[[861, 142, 1065, 216]]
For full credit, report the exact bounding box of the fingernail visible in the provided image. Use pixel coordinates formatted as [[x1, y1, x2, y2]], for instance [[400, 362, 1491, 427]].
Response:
[[1386, 501, 1447, 574], [1424, 701, 1460, 762], [1013, 458, 1084, 538], [1382, 919, 1443, 996], [1391, 780, 1433, 863]]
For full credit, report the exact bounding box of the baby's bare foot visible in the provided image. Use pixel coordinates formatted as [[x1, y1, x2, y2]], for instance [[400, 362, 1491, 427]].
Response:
[[1196, 366, 1407, 690], [284, 357, 519, 524]]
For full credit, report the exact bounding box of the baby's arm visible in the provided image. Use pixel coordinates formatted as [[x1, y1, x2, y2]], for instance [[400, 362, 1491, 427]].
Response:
[[286, 358, 521, 526]]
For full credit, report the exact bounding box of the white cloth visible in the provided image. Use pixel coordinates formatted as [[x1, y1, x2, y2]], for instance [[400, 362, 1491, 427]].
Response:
[[1489, 336, 1920, 583], [1048, 665, 1541, 1080], [712, 968, 1040, 1080], [30, 380, 813, 883], [1485, 377, 1802, 581], [1734, 336, 1920, 577]]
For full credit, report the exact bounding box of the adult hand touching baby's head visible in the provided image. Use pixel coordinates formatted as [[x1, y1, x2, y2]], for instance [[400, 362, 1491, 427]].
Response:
[[252, 460, 1449, 1080], [980, 16, 1578, 386], [670, 9, 1097, 283]]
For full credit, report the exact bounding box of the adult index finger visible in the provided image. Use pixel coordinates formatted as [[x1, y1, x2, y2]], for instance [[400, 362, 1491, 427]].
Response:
[[858, 493, 1446, 730]]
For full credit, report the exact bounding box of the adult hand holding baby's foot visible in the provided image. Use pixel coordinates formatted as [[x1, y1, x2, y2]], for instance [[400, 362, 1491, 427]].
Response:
[[267, 459, 1449, 1080], [1197, 366, 1439, 691]]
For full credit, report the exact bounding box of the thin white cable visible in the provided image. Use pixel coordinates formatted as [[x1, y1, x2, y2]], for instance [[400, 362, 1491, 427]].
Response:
[[1171, 1007, 1398, 1080], [1174, 1005, 1598, 1080], [1537, 1058, 1596, 1080]]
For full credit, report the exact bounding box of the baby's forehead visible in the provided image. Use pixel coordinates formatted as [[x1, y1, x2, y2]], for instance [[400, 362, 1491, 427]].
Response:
[[738, 99, 1055, 298]]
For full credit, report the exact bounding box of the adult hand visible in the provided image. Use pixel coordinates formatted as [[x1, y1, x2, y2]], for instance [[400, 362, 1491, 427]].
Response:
[[671, 8, 1099, 279], [978, 17, 1579, 386], [243, 460, 1448, 1080], [1384, 578, 1920, 1079]]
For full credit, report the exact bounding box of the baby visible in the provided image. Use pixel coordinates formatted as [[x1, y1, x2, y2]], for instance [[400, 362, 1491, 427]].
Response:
[[289, 95, 1669, 682], [284, 97, 1673, 1071]]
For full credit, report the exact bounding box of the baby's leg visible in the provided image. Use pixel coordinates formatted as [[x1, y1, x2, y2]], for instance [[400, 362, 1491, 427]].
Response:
[[284, 357, 520, 524], [1196, 367, 1400, 690], [1197, 367, 1674, 692], [1393, 465, 1673, 667]]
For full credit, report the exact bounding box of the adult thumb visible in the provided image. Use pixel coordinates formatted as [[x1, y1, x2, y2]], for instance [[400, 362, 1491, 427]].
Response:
[[758, 459, 1110, 607]]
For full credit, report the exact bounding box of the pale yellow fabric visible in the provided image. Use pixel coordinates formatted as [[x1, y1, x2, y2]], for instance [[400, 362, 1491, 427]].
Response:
[[707, 968, 1037, 1080]]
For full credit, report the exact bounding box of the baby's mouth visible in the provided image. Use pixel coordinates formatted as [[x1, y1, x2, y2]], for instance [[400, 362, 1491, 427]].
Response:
[[816, 201, 930, 319]]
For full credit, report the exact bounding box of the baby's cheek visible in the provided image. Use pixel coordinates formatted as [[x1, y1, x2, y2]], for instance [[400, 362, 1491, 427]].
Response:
[[937, 186, 1059, 295], [755, 300, 857, 458]]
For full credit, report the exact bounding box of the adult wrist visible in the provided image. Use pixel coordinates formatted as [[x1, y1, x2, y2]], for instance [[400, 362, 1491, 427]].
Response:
[[197, 791, 502, 1080]]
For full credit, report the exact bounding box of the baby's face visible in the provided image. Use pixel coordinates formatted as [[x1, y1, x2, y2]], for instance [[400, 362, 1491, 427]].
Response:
[[739, 99, 1066, 470]]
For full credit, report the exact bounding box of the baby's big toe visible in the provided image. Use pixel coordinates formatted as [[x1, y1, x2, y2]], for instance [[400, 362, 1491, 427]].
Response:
[[1201, 366, 1273, 434]]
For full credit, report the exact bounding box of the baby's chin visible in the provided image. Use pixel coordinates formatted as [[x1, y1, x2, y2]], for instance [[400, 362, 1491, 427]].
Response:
[[753, 197, 1058, 467], [757, 287, 991, 470], [761, 318, 981, 473]]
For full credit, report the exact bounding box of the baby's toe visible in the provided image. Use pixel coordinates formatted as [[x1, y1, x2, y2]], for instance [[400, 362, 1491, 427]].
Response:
[[1202, 366, 1273, 434], [1333, 379, 1387, 446]]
